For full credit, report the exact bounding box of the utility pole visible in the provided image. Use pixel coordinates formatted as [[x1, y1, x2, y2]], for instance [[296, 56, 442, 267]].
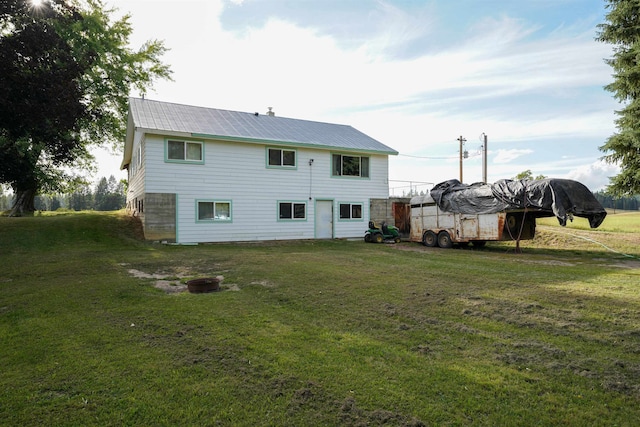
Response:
[[482, 133, 488, 183], [457, 135, 466, 182]]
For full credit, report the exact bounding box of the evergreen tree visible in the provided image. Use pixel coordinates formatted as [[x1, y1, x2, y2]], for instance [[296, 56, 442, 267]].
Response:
[[69, 183, 93, 211], [597, 0, 640, 196], [94, 176, 109, 210]]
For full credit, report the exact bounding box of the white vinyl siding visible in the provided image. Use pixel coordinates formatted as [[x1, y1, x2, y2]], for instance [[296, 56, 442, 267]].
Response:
[[125, 131, 147, 215], [142, 135, 389, 243]]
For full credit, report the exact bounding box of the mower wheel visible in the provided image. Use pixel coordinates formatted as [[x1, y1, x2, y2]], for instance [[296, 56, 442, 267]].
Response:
[[374, 233, 384, 243]]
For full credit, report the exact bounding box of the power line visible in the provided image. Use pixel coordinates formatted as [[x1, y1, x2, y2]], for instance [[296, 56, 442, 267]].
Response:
[[398, 153, 456, 160], [397, 152, 481, 160]]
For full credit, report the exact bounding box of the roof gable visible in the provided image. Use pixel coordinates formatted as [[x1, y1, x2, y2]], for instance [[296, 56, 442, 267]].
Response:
[[127, 98, 398, 155]]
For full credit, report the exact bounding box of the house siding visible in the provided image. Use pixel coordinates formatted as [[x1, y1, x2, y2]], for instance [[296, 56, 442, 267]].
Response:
[[138, 134, 389, 243]]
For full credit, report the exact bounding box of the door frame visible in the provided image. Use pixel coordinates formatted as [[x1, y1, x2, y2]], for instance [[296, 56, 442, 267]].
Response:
[[314, 199, 334, 239]]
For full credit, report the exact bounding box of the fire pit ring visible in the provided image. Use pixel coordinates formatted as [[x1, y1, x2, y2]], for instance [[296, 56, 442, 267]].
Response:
[[186, 277, 221, 293]]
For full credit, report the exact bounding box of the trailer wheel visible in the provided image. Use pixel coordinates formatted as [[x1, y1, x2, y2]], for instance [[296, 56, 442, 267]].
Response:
[[364, 233, 372, 243], [423, 231, 437, 247], [472, 240, 486, 248], [437, 231, 453, 248]]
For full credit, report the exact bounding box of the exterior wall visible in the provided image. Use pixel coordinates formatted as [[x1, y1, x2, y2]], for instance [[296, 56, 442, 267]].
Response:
[[140, 133, 390, 243], [125, 129, 146, 216], [124, 131, 180, 242]]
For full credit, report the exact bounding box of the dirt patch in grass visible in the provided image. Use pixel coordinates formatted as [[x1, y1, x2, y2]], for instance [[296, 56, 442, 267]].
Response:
[[126, 268, 187, 293], [124, 267, 267, 293]]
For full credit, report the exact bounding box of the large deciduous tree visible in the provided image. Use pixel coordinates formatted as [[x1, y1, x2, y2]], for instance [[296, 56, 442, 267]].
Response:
[[598, 0, 640, 196], [0, 0, 171, 216]]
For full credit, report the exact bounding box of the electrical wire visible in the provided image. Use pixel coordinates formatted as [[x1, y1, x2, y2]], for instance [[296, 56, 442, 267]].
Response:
[[545, 228, 637, 259], [398, 151, 482, 160]]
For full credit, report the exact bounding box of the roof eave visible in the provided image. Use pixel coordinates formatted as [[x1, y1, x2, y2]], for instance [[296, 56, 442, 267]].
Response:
[[190, 132, 399, 155]]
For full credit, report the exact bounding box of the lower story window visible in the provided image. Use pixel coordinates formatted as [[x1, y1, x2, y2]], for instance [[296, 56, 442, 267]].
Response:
[[339, 203, 363, 219], [197, 200, 232, 221], [279, 201, 306, 220]]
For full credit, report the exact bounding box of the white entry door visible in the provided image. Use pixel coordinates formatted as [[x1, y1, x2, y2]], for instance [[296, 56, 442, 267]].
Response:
[[315, 200, 333, 239]]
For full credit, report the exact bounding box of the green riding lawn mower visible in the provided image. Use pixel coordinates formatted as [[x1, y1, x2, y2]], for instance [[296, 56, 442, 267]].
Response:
[[364, 220, 401, 243]]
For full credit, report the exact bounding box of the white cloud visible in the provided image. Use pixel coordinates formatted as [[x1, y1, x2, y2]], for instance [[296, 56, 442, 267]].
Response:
[[564, 159, 619, 191], [101, 0, 618, 192], [493, 149, 534, 164]]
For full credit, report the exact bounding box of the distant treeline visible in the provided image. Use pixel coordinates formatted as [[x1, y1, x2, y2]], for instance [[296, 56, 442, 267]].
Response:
[[593, 191, 639, 211], [2, 180, 637, 213], [0, 175, 126, 212]]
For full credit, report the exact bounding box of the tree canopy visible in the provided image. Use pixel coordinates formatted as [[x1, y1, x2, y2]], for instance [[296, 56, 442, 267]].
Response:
[[597, 0, 640, 196], [0, 0, 171, 216], [514, 170, 547, 181]]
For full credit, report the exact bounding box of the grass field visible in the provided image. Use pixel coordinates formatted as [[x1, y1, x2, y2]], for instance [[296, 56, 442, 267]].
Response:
[[1, 211, 639, 426]]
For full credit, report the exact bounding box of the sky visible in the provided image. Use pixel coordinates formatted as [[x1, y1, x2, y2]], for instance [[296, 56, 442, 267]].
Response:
[[97, 0, 620, 195]]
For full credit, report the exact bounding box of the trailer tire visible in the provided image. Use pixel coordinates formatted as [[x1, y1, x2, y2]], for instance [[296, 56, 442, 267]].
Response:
[[505, 213, 520, 237], [472, 240, 486, 248], [437, 231, 453, 248], [422, 231, 437, 247]]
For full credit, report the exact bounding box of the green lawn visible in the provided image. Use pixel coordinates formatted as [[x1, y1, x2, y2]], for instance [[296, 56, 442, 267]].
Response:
[[1, 211, 639, 426]]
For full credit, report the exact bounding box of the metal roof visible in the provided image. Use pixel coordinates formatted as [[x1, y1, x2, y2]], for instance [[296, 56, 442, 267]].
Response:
[[128, 98, 398, 155]]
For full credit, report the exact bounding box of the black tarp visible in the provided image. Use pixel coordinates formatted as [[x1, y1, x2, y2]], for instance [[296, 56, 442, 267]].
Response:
[[429, 179, 607, 228]]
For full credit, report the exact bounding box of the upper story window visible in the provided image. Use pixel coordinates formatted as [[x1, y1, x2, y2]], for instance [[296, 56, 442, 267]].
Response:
[[267, 147, 296, 168], [332, 154, 369, 178], [166, 139, 203, 163]]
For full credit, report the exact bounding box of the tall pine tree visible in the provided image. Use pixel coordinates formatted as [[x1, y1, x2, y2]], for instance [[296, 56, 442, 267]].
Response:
[[598, 0, 640, 196]]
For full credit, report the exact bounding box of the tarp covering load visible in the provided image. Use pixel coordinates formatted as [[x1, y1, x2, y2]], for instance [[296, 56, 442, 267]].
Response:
[[429, 179, 607, 228]]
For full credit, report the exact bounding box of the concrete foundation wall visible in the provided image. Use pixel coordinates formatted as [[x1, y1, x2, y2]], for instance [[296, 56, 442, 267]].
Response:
[[142, 193, 176, 242]]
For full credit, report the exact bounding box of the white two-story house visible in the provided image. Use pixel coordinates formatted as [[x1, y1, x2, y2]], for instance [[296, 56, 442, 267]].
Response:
[[121, 98, 398, 243]]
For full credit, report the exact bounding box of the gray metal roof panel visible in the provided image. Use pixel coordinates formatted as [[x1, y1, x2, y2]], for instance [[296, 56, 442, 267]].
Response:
[[129, 98, 397, 154]]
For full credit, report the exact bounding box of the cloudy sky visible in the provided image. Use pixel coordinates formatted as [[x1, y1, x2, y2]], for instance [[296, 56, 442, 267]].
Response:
[[99, 0, 620, 194]]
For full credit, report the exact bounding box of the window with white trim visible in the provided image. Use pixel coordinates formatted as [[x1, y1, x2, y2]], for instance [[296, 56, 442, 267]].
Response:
[[339, 203, 363, 220], [197, 200, 231, 221], [167, 139, 203, 162], [332, 154, 369, 177], [278, 201, 306, 220], [268, 148, 296, 168]]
